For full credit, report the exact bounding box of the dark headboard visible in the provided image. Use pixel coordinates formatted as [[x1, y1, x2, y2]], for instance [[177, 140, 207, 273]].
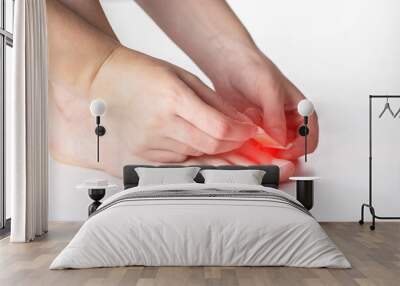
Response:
[[123, 165, 280, 189]]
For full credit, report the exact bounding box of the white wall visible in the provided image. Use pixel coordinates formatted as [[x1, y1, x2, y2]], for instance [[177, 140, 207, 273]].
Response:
[[49, 0, 400, 221]]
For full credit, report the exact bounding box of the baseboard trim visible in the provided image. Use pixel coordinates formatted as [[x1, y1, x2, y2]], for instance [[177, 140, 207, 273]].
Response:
[[0, 218, 11, 239]]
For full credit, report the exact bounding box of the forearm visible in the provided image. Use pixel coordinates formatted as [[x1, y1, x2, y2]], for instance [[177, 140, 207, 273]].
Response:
[[135, 0, 258, 79], [57, 0, 118, 41], [47, 0, 119, 93]]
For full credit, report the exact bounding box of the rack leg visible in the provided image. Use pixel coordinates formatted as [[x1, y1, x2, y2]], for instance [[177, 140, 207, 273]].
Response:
[[359, 204, 376, 230], [359, 204, 366, 225], [369, 206, 376, 231]]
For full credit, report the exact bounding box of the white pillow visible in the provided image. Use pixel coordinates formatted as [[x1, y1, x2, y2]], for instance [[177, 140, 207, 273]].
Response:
[[136, 167, 200, 186], [200, 169, 266, 185]]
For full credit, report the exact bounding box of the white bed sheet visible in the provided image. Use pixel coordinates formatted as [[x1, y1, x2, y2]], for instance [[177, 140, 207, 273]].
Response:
[[50, 183, 350, 269]]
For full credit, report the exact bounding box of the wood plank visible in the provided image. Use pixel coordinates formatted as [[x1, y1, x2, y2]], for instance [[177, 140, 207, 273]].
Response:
[[0, 222, 399, 286]]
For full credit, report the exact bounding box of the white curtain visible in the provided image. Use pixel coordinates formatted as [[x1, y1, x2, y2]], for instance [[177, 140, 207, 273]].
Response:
[[9, 0, 48, 242]]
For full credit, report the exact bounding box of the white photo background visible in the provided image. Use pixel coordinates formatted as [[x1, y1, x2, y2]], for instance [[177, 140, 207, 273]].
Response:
[[49, 0, 400, 221]]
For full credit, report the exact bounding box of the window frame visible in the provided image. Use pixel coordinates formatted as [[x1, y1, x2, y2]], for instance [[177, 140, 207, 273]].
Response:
[[0, 0, 13, 235]]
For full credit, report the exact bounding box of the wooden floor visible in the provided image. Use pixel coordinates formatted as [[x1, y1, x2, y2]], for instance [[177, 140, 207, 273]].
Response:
[[0, 222, 399, 286]]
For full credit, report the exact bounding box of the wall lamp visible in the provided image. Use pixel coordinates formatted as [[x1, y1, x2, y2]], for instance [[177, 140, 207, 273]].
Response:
[[297, 99, 314, 162], [90, 99, 107, 162]]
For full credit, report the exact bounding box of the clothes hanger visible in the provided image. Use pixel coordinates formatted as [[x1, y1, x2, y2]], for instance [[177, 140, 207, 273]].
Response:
[[394, 106, 400, 118], [378, 97, 395, 118]]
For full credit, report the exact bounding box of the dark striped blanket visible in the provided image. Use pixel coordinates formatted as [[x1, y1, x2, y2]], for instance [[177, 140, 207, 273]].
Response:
[[91, 188, 312, 217]]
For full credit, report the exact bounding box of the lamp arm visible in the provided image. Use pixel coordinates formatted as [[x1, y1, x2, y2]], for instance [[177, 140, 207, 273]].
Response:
[[90, 99, 107, 163], [297, 99, 314, 163], [94, 116, 106, 162], [304, 116, 308, 162], [97, 126, 100, 162], [97, 116, 100, 162]]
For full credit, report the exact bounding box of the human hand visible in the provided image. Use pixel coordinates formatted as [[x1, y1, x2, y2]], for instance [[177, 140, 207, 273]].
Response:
[[133, 0, 318, 160], [49, 46, 258, 175], [206, 45, 319, 160]]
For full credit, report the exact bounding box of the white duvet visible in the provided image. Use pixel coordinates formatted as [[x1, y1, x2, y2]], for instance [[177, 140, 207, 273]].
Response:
[[50, 183, 350, 269]]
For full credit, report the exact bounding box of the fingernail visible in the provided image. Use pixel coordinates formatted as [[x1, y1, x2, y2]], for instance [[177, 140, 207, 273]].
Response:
[[274, 136, 286, 147], [237, 111, 253, 123], [283, 142, 294, 150], [269, 128, 286, 147], [250, 124, 259, 135], [253, 127, 285, 149]]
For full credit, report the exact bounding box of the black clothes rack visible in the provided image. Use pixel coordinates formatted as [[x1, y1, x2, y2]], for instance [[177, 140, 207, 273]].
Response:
[[359, 95, 400, 230]]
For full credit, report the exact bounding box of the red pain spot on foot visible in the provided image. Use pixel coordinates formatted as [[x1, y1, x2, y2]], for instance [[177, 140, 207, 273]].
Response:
[[243, 139, 279, 163], [248, 139, 279, 156]]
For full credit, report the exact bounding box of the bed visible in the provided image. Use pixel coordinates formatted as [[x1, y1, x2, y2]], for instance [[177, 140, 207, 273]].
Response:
[[50, 165, 350, 269]]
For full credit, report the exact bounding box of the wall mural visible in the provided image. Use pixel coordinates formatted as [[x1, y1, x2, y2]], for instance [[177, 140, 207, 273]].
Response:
[[47, 0, 319, 182]]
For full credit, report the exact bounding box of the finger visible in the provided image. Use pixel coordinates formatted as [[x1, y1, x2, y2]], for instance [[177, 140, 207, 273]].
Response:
[[148, 137, 203, 156], [183, 155, 230, 166], [142, 149, 187, 163], [175, 82, 257, 142], [178, 72, 254, 124], [261, 90, 287, 147], [275, 113, 319, 160], [177, 69, 252, 114], [286, 109, 304, 129], [287, 129, 297, 142], [168, 117, 245, 155], [244, 107, 263, 126], [285, 79, 306, 108], [221, 152, 256, 165], [253, 127, 289, 149]]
